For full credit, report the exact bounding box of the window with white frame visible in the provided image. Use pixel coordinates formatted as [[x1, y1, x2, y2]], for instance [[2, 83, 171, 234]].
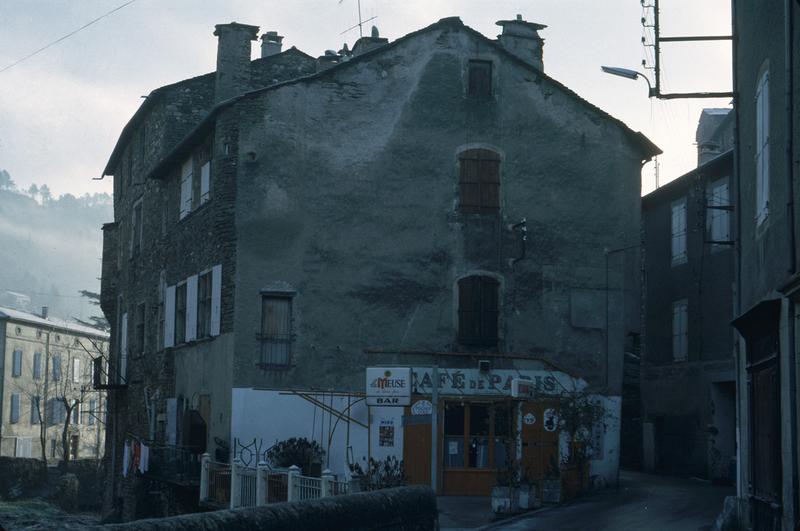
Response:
[[164, 265, 222, 349], [72, 358, 81, 384], [671, 198, 687, 265], [707, 178, 730, 245], [672, 299, 689, 361], [756, 69, 770, 225]]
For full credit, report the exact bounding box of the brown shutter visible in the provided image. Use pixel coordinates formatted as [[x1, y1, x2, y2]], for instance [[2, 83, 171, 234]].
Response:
[[480, 277, 499, 344]]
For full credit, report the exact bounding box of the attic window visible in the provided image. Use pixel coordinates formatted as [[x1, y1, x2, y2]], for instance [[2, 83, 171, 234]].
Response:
[[468, 60, 492, 98]]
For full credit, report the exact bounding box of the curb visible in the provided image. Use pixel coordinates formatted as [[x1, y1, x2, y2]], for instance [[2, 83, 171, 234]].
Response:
[[475, 505, 556, 530]]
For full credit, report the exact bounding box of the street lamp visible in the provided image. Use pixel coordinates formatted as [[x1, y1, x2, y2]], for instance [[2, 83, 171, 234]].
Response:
[[600, 66, 655, 98]]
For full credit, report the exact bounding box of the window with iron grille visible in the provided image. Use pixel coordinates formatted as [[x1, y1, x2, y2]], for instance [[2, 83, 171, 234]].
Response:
[[467, 60, 492, 98], [458, 149, 500, 213], [260, 294, 293, 367], [197, 271, 213, 338], [458, 276, 499, 347], [175, 283, 187, 345]]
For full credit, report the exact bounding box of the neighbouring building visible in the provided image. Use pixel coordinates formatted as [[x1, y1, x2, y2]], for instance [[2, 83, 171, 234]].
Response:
[[730, 1, 800, 529], [99, 14, 659, 519], [640, 109, 735, 481], [0, 306, 108, 461]]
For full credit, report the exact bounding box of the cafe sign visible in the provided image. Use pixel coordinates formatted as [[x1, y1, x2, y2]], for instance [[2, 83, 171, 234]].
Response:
[[366, 367, 411, 406]]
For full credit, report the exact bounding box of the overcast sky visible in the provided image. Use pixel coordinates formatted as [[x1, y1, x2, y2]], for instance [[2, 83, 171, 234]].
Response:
[[0, 0, 732, 199]]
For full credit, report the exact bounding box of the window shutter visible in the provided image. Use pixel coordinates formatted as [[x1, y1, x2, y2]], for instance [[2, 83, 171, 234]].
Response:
[[480, 277, 500, 343], [120, 313, 128, 382], [33, 351, 41, 379], [166, 398, 177, 445], [73, 358, 81, 383], [12, 350, 21, 376], [200, 161, 211, 203], [210, 265, 222, 336], [10, 394, 19, 423], [186, 274, 198, 342], [180, 159, 193, 220], [164, 285, 176, 348]]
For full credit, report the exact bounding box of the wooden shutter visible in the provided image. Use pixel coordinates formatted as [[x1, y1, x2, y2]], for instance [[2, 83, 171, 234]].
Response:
[[210, 265, 222, 336], [458, 276, 499, 346], [33, 351, 41, 379], [459, 149, 500, 212], [186, 274, 198, 342], [468, 61, 492, 98], [200, 161, 211, 204], [164, 285, 176, 348], [10, 394, 19, 423], [180, 159, 193, 220], [480, 277, 500, 343], [12, 350, 21, 376]]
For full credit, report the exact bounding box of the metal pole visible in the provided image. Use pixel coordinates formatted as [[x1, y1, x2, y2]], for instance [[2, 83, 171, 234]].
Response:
[[654, 0, 661, 95], [431, 363, 438, 494]]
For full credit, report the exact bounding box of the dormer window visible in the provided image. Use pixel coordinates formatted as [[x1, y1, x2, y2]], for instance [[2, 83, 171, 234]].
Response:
[[468, 60, 492, 98]]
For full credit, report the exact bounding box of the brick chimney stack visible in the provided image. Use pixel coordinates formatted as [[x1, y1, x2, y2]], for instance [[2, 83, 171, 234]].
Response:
[[214, 22, 260, 103], [260, 31, 284, 58], [496, 15, 547, 71]]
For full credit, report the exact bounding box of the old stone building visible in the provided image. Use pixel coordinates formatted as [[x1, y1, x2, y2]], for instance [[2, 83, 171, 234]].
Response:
[[641, 110, 735, 480], [100, 15, 659, 518], [729, 1, 800, 529], [0, 306, 108, 461]]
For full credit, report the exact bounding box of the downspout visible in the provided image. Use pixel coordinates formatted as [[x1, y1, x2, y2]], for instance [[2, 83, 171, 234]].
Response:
[[784, 0, 798, 523]]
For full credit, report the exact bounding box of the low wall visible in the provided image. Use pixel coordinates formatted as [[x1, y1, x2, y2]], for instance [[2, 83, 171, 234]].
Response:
[[98, 486, 437, 531], [0, 457, 47, 499]]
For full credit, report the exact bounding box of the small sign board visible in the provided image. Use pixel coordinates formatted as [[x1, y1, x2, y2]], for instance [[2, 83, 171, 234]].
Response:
[[411, 400, 433, 416], [366, 367, 411, 406], [511, 378, 535, 398]]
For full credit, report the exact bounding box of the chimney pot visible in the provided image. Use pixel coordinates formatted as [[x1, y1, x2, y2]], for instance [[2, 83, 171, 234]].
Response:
[[260, 31, 284, 58], [214, 22, 260, 103], [496, 15, 547, 71], [41, 306, 48, 319]]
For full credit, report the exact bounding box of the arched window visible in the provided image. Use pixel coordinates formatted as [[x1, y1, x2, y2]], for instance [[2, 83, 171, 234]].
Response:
[[458, 276, 499, 347], [458, 149, 500, 213]]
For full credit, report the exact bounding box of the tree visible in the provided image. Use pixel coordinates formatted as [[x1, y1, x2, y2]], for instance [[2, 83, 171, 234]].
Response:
[[75, 290, 109, 332], [39, 184, 52, 203], [27, 183, 39, 201], [0, 169, 15, 190]]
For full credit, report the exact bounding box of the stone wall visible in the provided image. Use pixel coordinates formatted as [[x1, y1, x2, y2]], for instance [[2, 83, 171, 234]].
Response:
[[98, 486, 437, 531], [0, 457, 46, 499]]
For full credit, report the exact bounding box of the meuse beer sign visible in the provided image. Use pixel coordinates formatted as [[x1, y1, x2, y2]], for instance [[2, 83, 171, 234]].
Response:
[[366, 367, 411, 406]]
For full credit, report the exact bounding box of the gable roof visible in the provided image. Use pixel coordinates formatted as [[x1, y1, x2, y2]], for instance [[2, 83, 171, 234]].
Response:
[[146, 16, 661, 181], [642, 149, 733, 208], [0, 306, 109, 339], [102, 47, 314, 176]]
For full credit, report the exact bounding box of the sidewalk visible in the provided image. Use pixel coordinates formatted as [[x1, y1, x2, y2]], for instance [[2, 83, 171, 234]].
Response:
[[438, 496, 537, 530]]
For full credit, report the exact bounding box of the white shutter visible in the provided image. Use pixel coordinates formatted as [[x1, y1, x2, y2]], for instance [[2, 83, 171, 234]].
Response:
[[186, 274, 198, 342], [73, 359, 81, 383], [210, 264, 222, 336], [200, 161, 211, 204], [179, 159, 193, 220], [164, 285, 176, 348], [120, 313, 128, 382]]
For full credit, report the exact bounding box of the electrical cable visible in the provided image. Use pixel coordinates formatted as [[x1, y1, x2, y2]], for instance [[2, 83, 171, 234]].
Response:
[[0, 0, 138, 74]]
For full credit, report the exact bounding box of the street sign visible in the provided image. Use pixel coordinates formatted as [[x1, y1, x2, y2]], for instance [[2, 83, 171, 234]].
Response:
[[366, 367, 411, 406]]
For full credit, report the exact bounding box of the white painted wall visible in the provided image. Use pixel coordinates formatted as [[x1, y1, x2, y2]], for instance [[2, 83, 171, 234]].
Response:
[[231, 388, 370, 478]]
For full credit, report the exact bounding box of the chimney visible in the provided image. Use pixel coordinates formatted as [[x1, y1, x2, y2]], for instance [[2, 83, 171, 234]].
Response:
[[695, 108, 732, 165], [351, 25, 388, 56], [214, 22, 260, 103], [41, 306, 48, 319], [496, 14, 547, 71], [260, 31, 283, 58]]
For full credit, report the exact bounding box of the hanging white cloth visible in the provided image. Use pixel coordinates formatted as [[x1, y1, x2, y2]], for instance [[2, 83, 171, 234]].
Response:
[[122, 441, 130, 478]]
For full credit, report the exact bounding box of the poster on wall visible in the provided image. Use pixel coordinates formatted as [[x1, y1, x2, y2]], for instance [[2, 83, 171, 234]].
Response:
[[379, 419, 395, 447]]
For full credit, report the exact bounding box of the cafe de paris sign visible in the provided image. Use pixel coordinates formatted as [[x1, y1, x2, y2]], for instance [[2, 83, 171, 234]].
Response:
[[366, 367, 412, 406]]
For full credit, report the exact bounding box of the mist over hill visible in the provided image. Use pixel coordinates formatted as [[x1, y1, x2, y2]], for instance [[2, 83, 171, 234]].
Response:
[[0, 170, 111, 324]]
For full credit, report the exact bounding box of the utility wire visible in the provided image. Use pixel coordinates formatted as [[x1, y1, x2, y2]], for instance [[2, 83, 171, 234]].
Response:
[[0, 0, 137, 74]]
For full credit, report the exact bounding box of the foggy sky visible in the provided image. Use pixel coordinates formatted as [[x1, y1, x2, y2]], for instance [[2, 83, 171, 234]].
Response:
[[0, 0, 733, 198]]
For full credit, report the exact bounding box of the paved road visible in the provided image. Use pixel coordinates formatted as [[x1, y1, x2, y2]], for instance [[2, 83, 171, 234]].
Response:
[[482, 470, 734, 531]]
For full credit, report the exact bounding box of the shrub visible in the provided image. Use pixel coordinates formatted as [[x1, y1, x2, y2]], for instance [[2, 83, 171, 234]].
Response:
[[266, 438, 324, 473]]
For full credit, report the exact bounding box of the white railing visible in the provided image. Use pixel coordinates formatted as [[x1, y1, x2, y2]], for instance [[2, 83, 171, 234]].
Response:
[[200, 454, 351, 508]]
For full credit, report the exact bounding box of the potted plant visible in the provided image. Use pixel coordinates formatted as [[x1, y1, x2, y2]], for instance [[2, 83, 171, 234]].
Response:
[[491, 436, 520, 514], [556, 389, 605, 500], [540, 455, 562, 504], [517, 467, 540, 510]]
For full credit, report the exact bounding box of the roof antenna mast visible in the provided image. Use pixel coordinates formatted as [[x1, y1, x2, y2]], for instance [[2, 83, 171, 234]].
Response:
[[339, 0, 377, 37]]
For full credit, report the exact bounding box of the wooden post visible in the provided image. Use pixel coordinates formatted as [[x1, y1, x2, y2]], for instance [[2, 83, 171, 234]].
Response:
[[256, 460, 268, 506], [287, 464, 300, 502], [199, 452, 210, 502], [321, 468, 334, 497], [230, 457, 243, 509]]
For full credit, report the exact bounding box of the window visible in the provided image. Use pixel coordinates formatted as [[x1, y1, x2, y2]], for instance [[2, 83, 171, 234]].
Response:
[[260, 294, 293, 367], [467, 60, 492, 98], [31, 396, 41, 425], [200, 161, 211, 205], [443, 402, 512, 469], [707, 179, 730, 245], [72, 404, 80, 425], [671, 198, 687, 265], [12, 349, 22, 377], [72, 358, 81, 384], [458, 276, 500, 347], [88, 399, 97, 426], [130, 199, 143, 258], [50, 439, 57, 459], [175, 283, 187, 345], [458, 149, 500, 213], [52, 354, 62, 381], [157, 272, 166, 350], [198, 271, 213, 338], [10, 394, 20, 424], [33, 351, 41, 380], [755, 70, 770, 225], [179, 158, 193, 220], [672, 299, 689, 361], [135, 302, 146, 355]]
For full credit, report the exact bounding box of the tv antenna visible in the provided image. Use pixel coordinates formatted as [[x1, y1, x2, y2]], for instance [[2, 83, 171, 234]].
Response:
[[339, 0, 377, 37]]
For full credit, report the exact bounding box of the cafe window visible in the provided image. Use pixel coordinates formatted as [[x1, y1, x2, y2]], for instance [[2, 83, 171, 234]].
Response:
[[443, 401, 515, 469]]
